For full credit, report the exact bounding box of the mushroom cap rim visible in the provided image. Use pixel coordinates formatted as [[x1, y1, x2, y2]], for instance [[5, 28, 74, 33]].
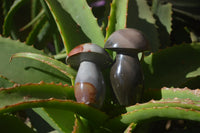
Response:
[[104, 28, 149, 52], [67, 52, 112, 70]]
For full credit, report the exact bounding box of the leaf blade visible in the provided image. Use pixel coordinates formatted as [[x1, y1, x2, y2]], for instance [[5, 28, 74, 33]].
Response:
[[0, 114, 36, 133], [127, 0, 160, 52], [143, 87, 200, 101], [3, 0, 28, 38], [34, 108, 75, 133], [45, 0, 104, 52], [0, 99, 109, 126], [106, 99, 200, 131], [11, 52, 76, 80], [0, 36, 71, 84], [142, 43, 200, 89], [105, 0, 128, 40]]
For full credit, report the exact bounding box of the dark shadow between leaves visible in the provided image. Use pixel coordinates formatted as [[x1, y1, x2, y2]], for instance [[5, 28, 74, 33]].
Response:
[[153, 14, 171, 48]]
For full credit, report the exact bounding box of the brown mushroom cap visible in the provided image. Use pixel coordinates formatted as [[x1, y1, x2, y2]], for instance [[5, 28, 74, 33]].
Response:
[[67, 43, 112, 69], [105, 28, 148, 53]]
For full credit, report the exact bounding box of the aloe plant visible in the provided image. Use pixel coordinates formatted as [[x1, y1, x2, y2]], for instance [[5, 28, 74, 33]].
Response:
[[0, 0, 200, 132]]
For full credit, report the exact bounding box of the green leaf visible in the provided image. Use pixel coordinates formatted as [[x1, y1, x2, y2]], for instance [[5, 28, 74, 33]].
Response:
[[31, 0, 41, 19], [3, 0, 28, 38], [11, 52, 76, 81], [143, 87, 200, 101], [0, 81, 75, 133], [2, 0, 13, 16], [45, 0, 104, 52], [124, 123, 136, 133], [34, 108, 75, 133], [126, 98, 200, 112], [152, 0, 172, 48], [0, 36, 71, 84], [0, 75, 15, 88], [0, 82, 108, 127], [0, 99, 109, 126], [72, 116, 90, 133], [142, 43, 200, 89], [20, 10, 45, 31], [186, 68, 200, 78], [152, 0, 172, 34], [105, 0, 128, 40], [0, 82, 76, 133], [106, 98, 200, 131], [25, 16, 49, 46], [127, 0, 160, 52], [0, 82, 75, 103], [0, 114, 36, 133]]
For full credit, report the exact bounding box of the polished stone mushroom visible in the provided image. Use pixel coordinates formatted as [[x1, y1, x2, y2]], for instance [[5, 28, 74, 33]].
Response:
[[104, 28, 148, 106], [67, 43, 112, 107]]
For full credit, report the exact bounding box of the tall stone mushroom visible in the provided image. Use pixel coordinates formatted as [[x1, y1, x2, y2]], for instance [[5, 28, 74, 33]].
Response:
[[104, 28, 148, 106], [66, 43, 112, 107]]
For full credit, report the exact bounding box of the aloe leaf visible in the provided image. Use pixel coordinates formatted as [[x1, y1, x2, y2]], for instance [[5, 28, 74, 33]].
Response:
[[106, 99, 200, 131], [72, 116, 90, 133], [0, 36, 71, 84], [0, 98, 109, 126], [127, 0, 160, 52], [2, 0, 13, 16], [0, 82, 75, 102], [0, 114, 36, 133], [0, 83, 108, 127], [124, 123, 136, 133], [105, 0, 128, 40], [11, 52, 76, 80], [44, 0, 104, 52], [1, 82, 76, 133], [0, 75, 15, 88], [31, 0, 41, 19], [126, 98, 200, 112], [34, 108, 75, 133], [43, 0, 88, 53], [143, 87, 200, 101], [101, 1, 112, 36], [20, 9, 45, 31], [152, 0, 172, 34], [0, 81, 76, 133], [142, 43, 200, 89], [25, 16, 49, 45], [152, 0, 172, 48], [3, 0, 28, 38]]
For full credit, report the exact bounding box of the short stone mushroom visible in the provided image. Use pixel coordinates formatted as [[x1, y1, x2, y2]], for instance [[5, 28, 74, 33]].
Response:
[[66, 43, 112, 107], [104, 28, 148, 106]]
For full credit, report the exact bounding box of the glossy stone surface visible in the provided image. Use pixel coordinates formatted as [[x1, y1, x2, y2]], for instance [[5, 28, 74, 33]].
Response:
[[104, 28, 148, 52], [110, 53, 143, 106], [75, 82, 97, 104], [67, 43, 112, 69], [74, 61, 105, 107]]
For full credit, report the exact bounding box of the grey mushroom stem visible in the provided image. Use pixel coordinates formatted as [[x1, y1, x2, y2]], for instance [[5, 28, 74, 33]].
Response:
[[110, 52, 143, 105], [74, 61, 105, 107]]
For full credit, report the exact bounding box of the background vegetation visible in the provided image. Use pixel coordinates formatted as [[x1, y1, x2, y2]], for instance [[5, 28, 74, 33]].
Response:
[[0, 0, 200, 132]]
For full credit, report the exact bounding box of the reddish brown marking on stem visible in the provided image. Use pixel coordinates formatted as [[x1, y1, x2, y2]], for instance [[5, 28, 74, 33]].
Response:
[[74, 82, 96, 104]]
